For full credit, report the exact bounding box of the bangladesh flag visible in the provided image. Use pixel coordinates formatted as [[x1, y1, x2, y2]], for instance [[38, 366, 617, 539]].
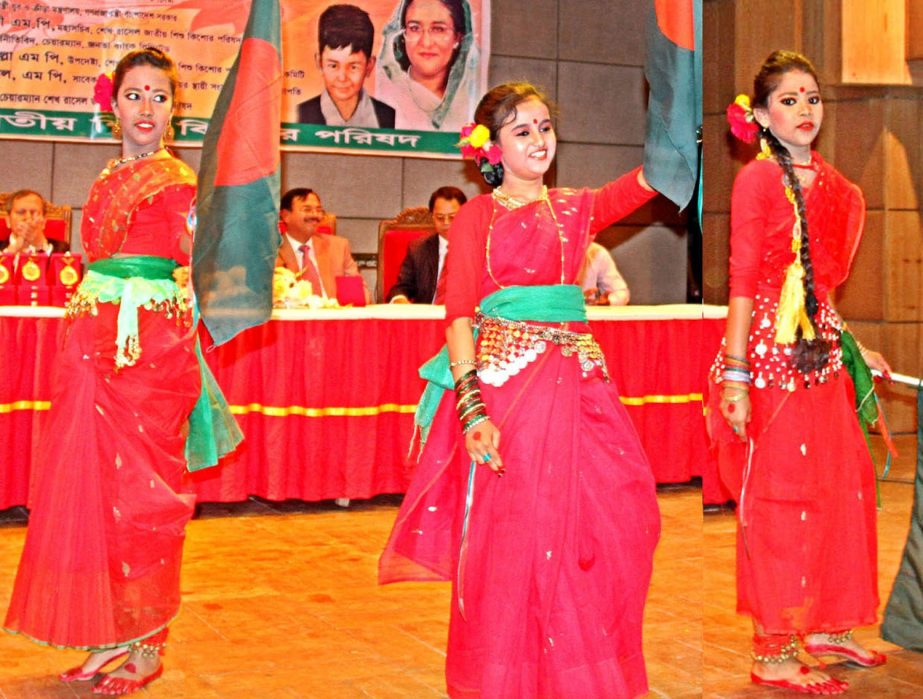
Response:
[[643, 0, 701, 211], [193, 0, 282, 345]]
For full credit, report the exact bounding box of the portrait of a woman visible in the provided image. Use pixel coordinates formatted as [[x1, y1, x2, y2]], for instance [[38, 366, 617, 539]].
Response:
[[376, 0, 482, 131]]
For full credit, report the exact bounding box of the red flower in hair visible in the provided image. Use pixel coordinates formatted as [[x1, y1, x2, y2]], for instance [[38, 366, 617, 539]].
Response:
[[93, 72, 114, 112], [726, 94, 759, 144], [458, 122, 499, 167]]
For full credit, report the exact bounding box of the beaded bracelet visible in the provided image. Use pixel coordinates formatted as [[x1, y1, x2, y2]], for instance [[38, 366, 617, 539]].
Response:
[[449, 358, 477, 369]]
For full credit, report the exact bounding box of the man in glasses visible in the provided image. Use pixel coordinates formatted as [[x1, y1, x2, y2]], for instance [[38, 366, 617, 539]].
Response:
[[277, 187, 369, 302], [388, 185, 466, 304]]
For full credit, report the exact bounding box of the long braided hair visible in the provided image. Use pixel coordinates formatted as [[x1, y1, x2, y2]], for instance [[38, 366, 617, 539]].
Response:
[[752, 50, 829, 373]]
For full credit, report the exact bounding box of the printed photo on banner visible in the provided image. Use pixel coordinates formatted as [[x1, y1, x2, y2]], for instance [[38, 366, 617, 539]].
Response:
[[0, 0, 490, 157]]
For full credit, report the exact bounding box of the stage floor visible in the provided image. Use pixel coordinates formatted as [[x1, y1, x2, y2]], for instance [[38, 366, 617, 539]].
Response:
[[0, 434, 920, 697]]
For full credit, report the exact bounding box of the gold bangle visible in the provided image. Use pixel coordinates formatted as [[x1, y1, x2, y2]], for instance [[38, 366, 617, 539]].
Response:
[[449, 359, 477, 369]]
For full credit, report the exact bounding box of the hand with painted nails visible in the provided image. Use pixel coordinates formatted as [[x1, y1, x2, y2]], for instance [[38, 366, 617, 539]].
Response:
[[720, 386, 751, 442], [465, 419, 504, 475]]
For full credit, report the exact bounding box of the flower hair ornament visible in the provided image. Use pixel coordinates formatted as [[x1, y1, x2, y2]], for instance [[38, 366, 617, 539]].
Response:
[[726, 94, 772, 159], [458, 122, 502, 177], [93, 72, 114, 112]]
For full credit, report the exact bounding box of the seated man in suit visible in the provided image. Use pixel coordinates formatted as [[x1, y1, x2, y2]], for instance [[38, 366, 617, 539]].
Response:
[[276, 187, 370, 303], [2, 189, 68, 255], [297, 4, 395, 129], [387, 186, 467, 304], [577, 241, 630, 306]]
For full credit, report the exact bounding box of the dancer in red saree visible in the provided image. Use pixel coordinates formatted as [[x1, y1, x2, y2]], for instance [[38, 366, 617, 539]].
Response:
[[380, 82, 661, 698], [710, 51, 891, 694], [4, 48, 240, 696]]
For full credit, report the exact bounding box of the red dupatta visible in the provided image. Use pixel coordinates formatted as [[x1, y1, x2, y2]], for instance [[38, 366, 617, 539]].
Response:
[[82, 156, 196, 260]]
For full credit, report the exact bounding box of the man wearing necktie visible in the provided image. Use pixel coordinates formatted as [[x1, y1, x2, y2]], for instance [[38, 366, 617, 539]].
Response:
[[276, 187, 370, 302], [1, 190, 68, 256], [387, 186, 466, 304]]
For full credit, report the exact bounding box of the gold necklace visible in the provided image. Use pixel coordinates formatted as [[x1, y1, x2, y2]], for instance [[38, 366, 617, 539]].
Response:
[[486, 189, 566, 288], [100, 146, 165, 177], [492, 185, 549, 210]]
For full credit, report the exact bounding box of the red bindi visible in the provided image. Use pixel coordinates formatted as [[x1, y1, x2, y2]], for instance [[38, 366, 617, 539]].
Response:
[[727, 403, 736, 414], [144, 85, 151, 91], [533, 118, 538, 124], [799, 86, 805, 93]]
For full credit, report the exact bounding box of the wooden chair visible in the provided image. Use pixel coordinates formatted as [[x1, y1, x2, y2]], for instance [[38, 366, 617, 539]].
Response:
[[377, 206, 433, 301], [0, 191, 72, 249]]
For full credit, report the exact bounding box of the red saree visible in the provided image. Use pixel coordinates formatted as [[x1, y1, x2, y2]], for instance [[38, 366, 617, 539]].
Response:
[[4, 156, 203, 649], [380, 170, 661, 698], [708, 153, 878, 634]]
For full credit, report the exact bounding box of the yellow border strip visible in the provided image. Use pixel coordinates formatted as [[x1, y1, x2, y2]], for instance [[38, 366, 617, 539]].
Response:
[[0, 400, 51, 414], [2, 395, 704, 418], [618, 392, 703, 406], [228, 402, 418, 417]]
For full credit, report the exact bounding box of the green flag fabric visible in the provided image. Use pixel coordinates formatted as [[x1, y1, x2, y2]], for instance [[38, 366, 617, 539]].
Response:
[[642, 0, 702, 211], [193, 0, 282, 346]]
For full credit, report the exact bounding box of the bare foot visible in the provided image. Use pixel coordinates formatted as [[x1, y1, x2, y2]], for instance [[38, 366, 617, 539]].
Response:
[[751, 658, 848, 694]]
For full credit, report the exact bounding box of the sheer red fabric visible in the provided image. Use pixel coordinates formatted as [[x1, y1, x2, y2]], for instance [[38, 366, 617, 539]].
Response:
[[4, 157, 201, 649], [707, 153, 878, 634], [81, 156, 196, 260], [380, 169, 661, 698]]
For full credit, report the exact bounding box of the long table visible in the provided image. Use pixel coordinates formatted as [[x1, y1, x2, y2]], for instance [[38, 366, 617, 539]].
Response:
[[0, 304, 731, 510]]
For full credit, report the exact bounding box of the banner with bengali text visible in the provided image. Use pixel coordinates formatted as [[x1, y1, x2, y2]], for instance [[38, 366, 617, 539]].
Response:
[[0, 0, 489, 157]]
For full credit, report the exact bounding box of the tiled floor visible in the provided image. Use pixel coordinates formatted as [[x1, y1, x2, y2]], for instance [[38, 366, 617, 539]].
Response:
[[0, 484, 702, 698], [0, 435, 920, 697]]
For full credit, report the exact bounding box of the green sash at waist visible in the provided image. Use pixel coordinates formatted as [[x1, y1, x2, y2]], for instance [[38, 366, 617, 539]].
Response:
[[81, 256, 184, 368], [415, 284, 586, 440], [81, 255, 241, 471], [88, 255, 178, 279]]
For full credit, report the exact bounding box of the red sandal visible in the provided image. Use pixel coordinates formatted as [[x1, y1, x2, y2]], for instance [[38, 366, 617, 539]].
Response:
[[59, 648, 129, 683], [92, 631, 167, 696], [751, 633, 848, 695], [804, 630, 887, 668]]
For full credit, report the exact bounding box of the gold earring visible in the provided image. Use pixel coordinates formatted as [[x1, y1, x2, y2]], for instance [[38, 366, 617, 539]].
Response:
[[112, 120, 122, 138], [166, 123, 175, 141]]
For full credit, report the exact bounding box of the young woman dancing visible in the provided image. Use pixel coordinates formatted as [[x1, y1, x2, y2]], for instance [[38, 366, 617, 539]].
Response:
[[4, 47, 239, 696], [712, 50, 891, 694], [380, 81, 661, 698]]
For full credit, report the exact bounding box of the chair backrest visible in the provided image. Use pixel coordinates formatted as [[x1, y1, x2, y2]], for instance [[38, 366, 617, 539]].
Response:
[[377, 206, 434, 301], [0, 191, 72, 248], [316, 212, 337, 236]]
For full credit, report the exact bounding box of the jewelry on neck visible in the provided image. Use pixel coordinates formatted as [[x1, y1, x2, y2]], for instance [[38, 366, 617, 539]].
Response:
[[101, 146, 165, 176], [492, 185, 549, 210], [486, 187, 566, 288]]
